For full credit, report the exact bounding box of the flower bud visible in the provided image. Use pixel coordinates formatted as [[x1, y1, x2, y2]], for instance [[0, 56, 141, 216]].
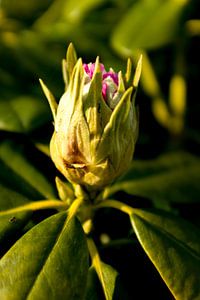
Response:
[[40, 43, 142, 191]]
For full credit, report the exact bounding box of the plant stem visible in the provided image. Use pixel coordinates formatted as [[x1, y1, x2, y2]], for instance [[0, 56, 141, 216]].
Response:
[[87, 238, 108, 299], [87, 237, 100, 266], [0, 199, 67, 216], [95, 199, 135, 216], [67, 196, 84, 222]]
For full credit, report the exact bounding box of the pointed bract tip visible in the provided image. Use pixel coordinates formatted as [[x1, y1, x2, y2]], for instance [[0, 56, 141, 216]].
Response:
[[125, 57, 132, 83], [65, 43, 78, 85], [127, 57, 132, 70], [133, 54, 142, 88], [66, 43, 77, 64], [96, 56, 100, 63], [118, 71, 125, 93], [74, 57, 83, 71], [39, 78, 57, 121], [68, 42, 74, 48], [94, 56, 101, 73], [39, 78, 48, 94], [67, 42, 76, 56]]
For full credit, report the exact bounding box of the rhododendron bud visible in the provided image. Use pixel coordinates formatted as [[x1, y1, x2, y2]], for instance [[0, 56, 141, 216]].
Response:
[[40, 43, 142, 191]]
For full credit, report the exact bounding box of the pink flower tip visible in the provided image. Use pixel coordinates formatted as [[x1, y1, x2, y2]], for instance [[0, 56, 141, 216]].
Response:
[[83, 62, 118, 101]]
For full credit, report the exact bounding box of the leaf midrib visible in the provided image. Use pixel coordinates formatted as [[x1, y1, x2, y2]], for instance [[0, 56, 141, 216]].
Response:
[[133, 214, 200, 259], [24, 212, 68, 299]]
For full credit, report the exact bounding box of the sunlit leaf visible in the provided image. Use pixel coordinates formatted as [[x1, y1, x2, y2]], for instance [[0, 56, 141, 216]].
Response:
[[0, 140, 56, 199], [34, 0, 105, 28], [0, 96, 51, 133], [111, 0, 189, 52], [106, 152, 200, 204], [1, 0, 51, 20], [0, 212, 89, 299], [85, 266, 105, 300], [0, 184, 32, 245], [97, 261, 119, 300], [130, 209, 200, 300], [87, 238, 121, 300], [85, 262, 120, 300]]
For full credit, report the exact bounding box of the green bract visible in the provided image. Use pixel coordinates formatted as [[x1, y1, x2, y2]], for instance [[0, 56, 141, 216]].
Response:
[[40, 44, 141, 190]]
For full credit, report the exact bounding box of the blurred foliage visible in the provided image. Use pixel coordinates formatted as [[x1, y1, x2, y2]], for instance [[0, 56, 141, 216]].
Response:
[[0, 0, 199, 148], [0, 0, 200, 299]]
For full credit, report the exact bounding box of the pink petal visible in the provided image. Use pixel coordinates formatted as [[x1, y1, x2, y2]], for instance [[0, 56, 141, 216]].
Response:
[[103, 72, 118, 85], [102, 82, 107, 100]]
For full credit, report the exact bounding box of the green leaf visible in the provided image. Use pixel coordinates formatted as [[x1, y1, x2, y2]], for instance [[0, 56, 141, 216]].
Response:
[[0, 140, 56, 199], [87, 238, 121, 300], [0, 212, 89, 299], [34, 0, 105, 28], [62, 0, 105, 23], [111, 0, 189, 52], [85, 267, 104, 300], [0, 184, 32, 245], [39, 79, 57, 121], [0, 96, 51, 133], [1, 0, 51, 20], [130, 209, 200, 300], [106, 152, 200, 204], [85, 263, 119, 300], [121, 152, 198, 181], [98, 262, 119, 300], [0, 184, 30, 211]]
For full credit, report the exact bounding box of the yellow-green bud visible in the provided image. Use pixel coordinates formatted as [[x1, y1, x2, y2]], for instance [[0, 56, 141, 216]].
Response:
[[40, 44, 142, 191]]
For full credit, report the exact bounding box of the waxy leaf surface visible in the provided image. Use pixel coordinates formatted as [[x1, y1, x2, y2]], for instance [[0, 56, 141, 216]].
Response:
[[0, 212, 89, 299], [85, 262, 120, 300], [107, 152, 200, 205], [0, 184, 31, 246], [0, 96, 50, 133], [130, 209, 200, 300], [112, 0, 188, 52], [0, 140, 56, 199]]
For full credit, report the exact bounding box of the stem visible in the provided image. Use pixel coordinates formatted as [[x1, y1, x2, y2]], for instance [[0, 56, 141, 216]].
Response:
[[87, 237, 100, 265], [67, 196, 84, 223], [95, 199, 135, 216], [87, 238, 108, 299], [0, 200, 67, 216]]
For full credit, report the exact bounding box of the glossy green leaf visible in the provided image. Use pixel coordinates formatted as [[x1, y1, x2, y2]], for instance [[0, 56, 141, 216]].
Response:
[[85, 266, 104, 300], [111, 0, 188, 52], [106, 152, 200, 204], [0, 212, 89, 299], [130, 209, 200, 300], [98, 261, 119, 300], [0, 184, 32, 245], [39, 79, 57, 121], [62, 0, 105, 23], [87, 238, 121, 300], [0, 96, 51, 133], [0, 184, 30, 211], [85, 262, 119, 300], [0, 140, 56, 199], [120, 152, 198, 182], [1, 0, 51, 20], [34, 0, 104, 29]]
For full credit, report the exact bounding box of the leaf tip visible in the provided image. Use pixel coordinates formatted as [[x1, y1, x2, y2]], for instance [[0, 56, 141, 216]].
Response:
[[133, 54, 142, 88]]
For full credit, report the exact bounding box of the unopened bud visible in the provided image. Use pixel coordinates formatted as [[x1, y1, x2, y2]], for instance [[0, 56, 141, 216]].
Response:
[[40, 43, 141, 191]]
